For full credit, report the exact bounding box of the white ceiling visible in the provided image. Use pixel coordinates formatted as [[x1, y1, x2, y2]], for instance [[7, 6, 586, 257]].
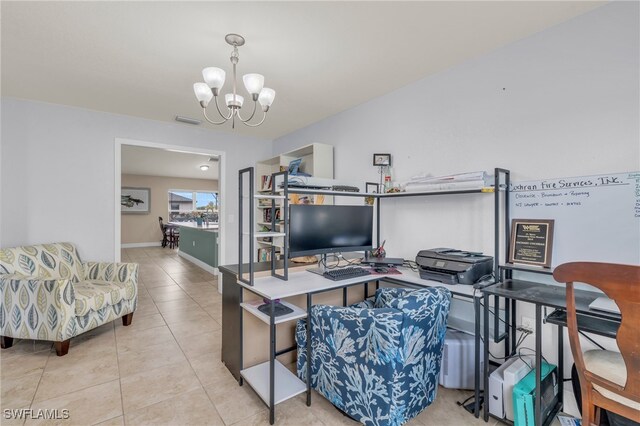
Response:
[[1, 1, 605, 139], [121, 145, 219, 180]]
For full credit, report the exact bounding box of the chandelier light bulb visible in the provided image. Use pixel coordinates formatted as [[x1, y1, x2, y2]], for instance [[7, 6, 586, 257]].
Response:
[[193, 83, 213, 107], [202, 67, 226, 90], [225, 93, 244, 108], [258, 88, 276, 109], [243, 73, 265, 97]]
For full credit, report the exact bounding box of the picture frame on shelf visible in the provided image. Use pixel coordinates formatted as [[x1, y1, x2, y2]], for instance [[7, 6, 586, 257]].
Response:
[[365, 182, 379, 205], [121, 187, 151, 214], [366, 182, 380, 193], [373, 153, 391, 166]]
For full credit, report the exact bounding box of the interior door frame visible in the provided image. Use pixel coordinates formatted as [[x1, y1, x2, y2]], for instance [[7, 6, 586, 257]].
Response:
[[114, 137, 226, 270]]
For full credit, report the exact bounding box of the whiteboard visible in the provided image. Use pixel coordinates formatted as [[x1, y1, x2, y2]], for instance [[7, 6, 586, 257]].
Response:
[[510, 171, 640, 267]]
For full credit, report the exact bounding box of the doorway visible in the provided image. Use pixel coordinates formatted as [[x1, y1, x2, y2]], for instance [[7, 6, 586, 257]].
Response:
[[114, 138, 226, 274]]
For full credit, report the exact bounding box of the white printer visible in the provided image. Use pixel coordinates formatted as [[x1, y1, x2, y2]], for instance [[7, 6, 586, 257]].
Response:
[[488, 357, 533, 420]]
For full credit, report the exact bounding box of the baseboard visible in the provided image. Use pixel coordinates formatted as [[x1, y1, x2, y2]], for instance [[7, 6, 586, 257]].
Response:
[[121, 242, 162, 248], [177, 250, 218, 275]]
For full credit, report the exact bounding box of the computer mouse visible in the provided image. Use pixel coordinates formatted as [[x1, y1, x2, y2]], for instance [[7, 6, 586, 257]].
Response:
[[375, 267, 388, 273]]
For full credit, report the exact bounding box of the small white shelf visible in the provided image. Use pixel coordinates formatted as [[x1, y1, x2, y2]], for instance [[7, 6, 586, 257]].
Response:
[[245, 232, 286, 237], [257, 221, 283, 227], [255, 194, 286, 200], [257, 241, 283, 248], [257, 205, 281, 209], [240, 300, 307, 325], [241, 360, 307, 406]]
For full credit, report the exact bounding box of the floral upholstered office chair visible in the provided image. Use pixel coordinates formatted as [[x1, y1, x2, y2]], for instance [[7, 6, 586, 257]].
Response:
[[296, 287, 451, 426]]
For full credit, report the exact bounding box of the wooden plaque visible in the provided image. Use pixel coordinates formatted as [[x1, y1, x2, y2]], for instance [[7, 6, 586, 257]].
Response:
[[509, 219, 555, 268]]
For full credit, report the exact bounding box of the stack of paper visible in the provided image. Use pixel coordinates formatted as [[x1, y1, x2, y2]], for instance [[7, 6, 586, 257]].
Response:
[[402, 171, 492, 192]]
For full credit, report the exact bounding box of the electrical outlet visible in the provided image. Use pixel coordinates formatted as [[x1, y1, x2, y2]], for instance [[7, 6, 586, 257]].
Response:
[[193, 241, 196, 247], [521, 316, 535, 332]]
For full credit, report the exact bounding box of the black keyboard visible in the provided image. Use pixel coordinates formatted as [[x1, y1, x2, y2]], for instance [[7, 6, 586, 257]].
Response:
[[323, 267, 371, 281]]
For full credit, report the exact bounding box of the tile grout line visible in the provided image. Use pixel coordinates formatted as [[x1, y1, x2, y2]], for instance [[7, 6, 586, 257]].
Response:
[[26, 341, 53, 416], [112, 319, 127, 426]]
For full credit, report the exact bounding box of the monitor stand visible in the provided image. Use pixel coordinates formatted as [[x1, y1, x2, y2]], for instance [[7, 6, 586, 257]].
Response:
[[306, 254, 327, 275]]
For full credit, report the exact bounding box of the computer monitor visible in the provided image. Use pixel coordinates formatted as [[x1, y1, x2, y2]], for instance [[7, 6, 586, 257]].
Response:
[[288, 205, 374, 257]]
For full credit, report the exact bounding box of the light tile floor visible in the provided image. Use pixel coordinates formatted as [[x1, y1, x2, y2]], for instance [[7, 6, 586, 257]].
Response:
[[1, 247, 500, 426]]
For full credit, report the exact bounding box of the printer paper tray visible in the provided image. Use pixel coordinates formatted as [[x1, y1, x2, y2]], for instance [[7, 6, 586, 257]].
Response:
[[419, 269, 459, 285]]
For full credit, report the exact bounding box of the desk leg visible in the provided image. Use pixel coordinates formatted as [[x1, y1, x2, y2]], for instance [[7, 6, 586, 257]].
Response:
[[306, 293, 312, 407], [483, 292, 490, 422], [504, 296, 510, 354], [239, 285, 244, 386], [269, 302, 275, 425], [474, 297, 481, 418], [343, 287, 347, 307], [364, 282, 369, 299], [558, 323, 564, 407], [511, 299, 517, 353], [535, 304, 542, 426]]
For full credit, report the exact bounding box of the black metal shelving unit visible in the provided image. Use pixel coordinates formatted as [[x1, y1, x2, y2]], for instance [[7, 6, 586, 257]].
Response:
[[239, 169, 290, 286], [239, 167, 511, 285]]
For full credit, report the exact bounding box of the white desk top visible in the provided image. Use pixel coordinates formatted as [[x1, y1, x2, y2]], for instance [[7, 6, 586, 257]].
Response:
[[237, 267, 480, 300]]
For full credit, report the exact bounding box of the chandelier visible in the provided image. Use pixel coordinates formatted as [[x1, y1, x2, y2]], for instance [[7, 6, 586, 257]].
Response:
[[193, 34, 275, 129]]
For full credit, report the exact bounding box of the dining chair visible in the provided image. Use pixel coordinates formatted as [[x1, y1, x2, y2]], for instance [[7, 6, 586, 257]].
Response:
[[168, 226, 179, 249], [553, 262, 640, 426], [158, 216, 168, 247]]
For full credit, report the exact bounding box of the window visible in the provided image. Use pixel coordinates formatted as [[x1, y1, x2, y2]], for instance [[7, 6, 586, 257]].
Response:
[[168, 190, 219, 222]]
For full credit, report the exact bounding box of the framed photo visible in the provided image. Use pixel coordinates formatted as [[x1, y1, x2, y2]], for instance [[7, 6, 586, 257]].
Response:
[[508, 219, 555, 268], [366, 182, 380, 194], [373, 153, 391, 166], [121, 187, 151, 214]]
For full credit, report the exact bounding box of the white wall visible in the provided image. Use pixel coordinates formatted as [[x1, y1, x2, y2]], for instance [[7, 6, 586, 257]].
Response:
[[273, 2, 639, 416], [275, 1, 639, 258], [0, 98, 272, 263]]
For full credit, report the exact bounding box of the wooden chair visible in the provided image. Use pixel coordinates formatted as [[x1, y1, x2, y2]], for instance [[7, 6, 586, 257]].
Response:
[[159, 216, 179, 249], [168, 226, 179, 249], [158, 216, 168, 247], [553, 262, 640, 425]]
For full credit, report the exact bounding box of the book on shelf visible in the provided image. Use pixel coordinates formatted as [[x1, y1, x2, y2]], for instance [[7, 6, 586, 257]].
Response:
[[258, 248, 272, 261], [263, 208, 281, 223], [260, 175, 273, 192]]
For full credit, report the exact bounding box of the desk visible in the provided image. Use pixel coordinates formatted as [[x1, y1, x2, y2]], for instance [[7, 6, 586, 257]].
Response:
[[220, 263, 494, 424], [481, 279, 621, 426]]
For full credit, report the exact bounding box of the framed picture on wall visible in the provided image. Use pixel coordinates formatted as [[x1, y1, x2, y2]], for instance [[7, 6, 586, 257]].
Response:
[[121, 187, 151, 214], [373, 153, 391, 166]]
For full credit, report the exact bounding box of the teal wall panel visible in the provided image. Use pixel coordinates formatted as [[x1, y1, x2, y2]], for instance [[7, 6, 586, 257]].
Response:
[[179, 227, 218, 268]]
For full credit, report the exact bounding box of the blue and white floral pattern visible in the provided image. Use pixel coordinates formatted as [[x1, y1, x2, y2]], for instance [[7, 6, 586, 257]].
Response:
[[296, 287, 451, 426]]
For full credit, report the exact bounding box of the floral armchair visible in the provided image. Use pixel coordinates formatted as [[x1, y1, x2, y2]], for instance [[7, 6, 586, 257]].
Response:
[[0, 242, 138, 356], [296, 287, 452, 426]]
